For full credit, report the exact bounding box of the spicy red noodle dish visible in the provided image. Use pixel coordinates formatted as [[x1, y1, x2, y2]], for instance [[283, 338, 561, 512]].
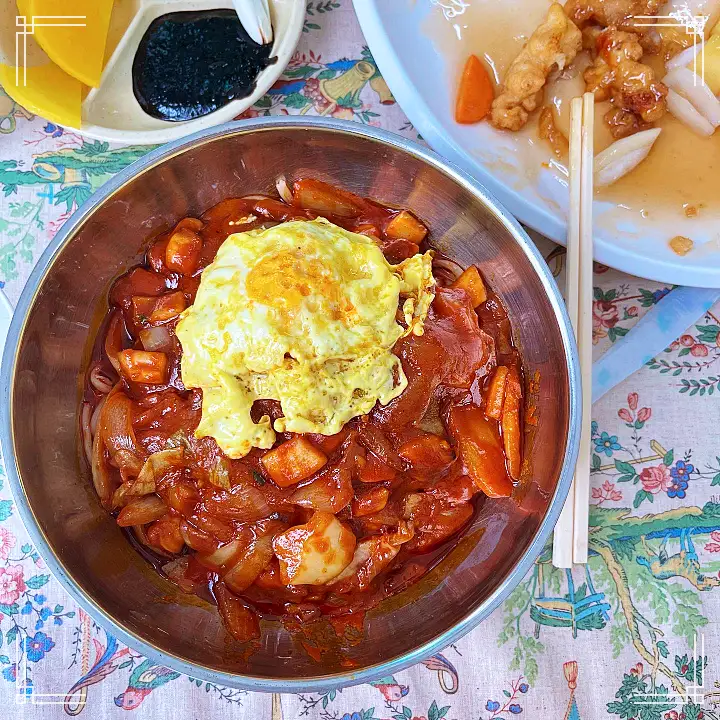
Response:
[[82, 178, 523, 644]]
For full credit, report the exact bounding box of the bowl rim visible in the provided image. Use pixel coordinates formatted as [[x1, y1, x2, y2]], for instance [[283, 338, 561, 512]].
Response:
[[0, 117, 581, 692]]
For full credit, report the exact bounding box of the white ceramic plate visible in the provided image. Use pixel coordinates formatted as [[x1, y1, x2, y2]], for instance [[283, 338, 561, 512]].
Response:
[[354, 0, 720, 287], [80, 0, 304, 143]]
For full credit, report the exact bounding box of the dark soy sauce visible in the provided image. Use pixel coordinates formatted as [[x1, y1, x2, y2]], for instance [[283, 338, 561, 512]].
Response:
[[132, 10, 276, 122]]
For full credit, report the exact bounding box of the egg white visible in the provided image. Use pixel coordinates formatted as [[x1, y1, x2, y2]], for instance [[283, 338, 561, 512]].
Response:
[[176, 217, 435, 458]]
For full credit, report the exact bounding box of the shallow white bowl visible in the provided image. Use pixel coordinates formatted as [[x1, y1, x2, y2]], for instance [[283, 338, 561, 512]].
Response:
[[354, 0, 720, 287], [79, 0, 304, 143]]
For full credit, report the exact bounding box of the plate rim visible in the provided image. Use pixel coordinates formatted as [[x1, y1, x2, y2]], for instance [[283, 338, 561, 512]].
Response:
[[352, 0, 720, 288]]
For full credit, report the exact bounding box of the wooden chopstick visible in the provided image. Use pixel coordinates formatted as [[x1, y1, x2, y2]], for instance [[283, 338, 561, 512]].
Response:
[[552, 96, 583, 569], [552, 93, 594, 568], [572, 93, 595, 564]]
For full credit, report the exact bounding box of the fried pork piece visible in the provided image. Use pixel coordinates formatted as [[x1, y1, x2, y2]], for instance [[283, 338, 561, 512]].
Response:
[[584, 27, 667, 137], [490, 3, 582, 131], [538, 106, 569, 157], [564, 0, 663, 31]]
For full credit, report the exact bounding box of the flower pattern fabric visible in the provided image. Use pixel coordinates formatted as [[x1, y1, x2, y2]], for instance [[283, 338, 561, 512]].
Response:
[[0, 565, 25, 605], [1, 3, 720, 719]]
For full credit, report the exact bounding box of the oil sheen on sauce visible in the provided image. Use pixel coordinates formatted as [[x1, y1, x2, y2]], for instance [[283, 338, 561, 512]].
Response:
[[132, 10, 276, 122], [427, 0, 720, 217]]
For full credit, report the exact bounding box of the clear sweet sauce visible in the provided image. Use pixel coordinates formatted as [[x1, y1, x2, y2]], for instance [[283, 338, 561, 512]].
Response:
[[427, 0, 720, 219]]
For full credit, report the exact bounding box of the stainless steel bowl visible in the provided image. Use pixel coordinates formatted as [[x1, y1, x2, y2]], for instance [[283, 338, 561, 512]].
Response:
[[1, 118, 579, 692]]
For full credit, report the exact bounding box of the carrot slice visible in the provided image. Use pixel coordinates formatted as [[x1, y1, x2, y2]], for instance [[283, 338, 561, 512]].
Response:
[[448, 405, 513, 498], [502, 367, 522, 480], [384, 211, 428, 244], [485, 366, 509, 420], [451, 265, 487, 307], [455, 54, 494, 125]]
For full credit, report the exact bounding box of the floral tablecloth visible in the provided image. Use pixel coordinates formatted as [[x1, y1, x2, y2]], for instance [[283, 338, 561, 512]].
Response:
[[1, 3, 720, 719]]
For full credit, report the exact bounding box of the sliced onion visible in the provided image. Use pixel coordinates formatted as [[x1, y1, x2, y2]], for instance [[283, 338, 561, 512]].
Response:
[[104, 312, 123, 373], [131, 524, 172, 557], [99, 391, 143, 473], [290, 464, 353, 513], [117, 494, 167, 527], [114, 450, 144, 483], [81, 402, 93, 465], [129, 447, 185, 496], [91, 431, 114, 509], [180, 519, 218, 554], [111, 482, 130, 509], [214, 581, 260, 643], [357, 426, 403, 470], [431, 255, 464, 285], [162, 557, 198, 593], [222, 522, 284, 593], [208, 456, 231, 490], [330, 522, 414, 593], [594, 128, 662, 187], [292, 180, 363, 218], [664, 66, 720, 127], [666, 88, 715, 136], [197, 537, 244, 570], [165, 430, 190, 449], [139, 325, 174, 352], [666, 41, 704, 72], [90, 397, 106, 437], [275, 175, 293, 204], [89, 365, 115, 394], [204, 484, 272, 521], [290, 438, 360, 512], [188, 512, 235, 543]]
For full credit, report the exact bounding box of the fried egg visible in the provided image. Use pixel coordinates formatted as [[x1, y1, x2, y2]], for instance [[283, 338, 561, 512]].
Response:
[[176, 217, 435, 458]]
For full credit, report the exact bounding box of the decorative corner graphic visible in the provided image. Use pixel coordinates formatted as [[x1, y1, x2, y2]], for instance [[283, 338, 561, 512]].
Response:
[[634, 633, 710, 710], [14, 15, 87, 87], [633, 8, 709, 86]]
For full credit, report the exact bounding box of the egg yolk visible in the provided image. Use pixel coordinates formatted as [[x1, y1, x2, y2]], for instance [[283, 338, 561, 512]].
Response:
[[246, 250, 358, 324]]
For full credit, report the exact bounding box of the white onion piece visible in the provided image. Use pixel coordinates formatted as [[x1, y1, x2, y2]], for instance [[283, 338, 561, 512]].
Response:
[[162, 557, 197, 593], [594, 129, 662, 187], [664, 67, 720, 127], [132, 447, 185, 495], [666, 89, 716, 136], [665, 42, 704, 72], [91, 431, 114, 508], [89, 365, 114, 394], [90, 396, 106, 437], [130, 524, 171, 557], [223, 531, 276, 593], [117, 495, 167, 527], [204, 484, 271, 521], [139, 325, 173, 352], [197, 538, 243, 570], [275, 175, 293, 204], [81, 402, 93, 465]]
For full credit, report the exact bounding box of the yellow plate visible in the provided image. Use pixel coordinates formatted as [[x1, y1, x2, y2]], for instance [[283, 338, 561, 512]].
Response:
[[17, 0, 114, 87], [0, 60, 82, 128]]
